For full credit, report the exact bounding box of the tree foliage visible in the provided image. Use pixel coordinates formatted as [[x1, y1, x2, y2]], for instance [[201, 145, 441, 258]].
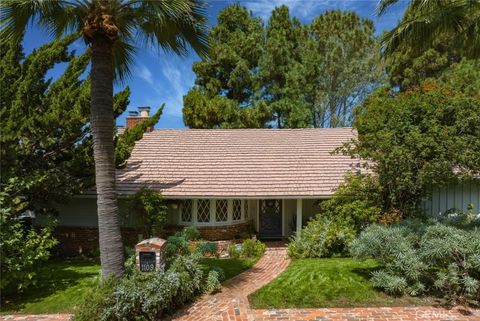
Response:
[[183, 4, 269, 129], [0, 37, 160, 290], [378, 0, 480, 59], [385, 32, 462, 90], [342, 59, 480, 216], [306, 10, 384, 127], [183, 5, 383, 128], [1, 0, 210, 279]]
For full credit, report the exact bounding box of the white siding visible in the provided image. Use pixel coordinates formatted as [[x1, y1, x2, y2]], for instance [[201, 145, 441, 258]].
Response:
[[422, 181, 480, 216]]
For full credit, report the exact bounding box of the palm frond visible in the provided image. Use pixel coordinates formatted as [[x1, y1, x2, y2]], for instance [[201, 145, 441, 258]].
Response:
[[131, 0, 209, 58], [377, 0, 402, 16], [382, 0, 480, 58], [112, 40, 136, 83], [0, 0, 82, 41]]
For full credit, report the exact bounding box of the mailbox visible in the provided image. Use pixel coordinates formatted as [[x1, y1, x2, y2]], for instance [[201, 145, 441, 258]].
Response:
[[135, 238, 167, 272]]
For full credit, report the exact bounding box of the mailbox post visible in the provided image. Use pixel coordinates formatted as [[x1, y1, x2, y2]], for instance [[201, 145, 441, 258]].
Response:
[[135, 238, 167, 272]]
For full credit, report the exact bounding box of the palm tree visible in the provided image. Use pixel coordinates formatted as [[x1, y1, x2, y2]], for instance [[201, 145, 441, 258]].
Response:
[[1, 0, 208, 279], [377, 0, 480, 58]]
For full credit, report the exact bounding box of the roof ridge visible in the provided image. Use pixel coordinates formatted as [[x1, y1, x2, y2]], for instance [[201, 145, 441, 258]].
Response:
[[147, 127, 354, 132]]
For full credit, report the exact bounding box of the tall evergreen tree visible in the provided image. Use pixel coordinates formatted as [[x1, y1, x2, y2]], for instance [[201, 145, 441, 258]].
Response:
[[1, 0, 209, 279], [184, 5, 383, 128], [260, 5, 311, 128], [183, 4, 270, 128], [307, 10, 383, 127]]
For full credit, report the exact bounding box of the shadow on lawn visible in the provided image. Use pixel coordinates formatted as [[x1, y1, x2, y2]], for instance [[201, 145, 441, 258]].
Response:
[[351, 265, 378, 280], [1, 258, 99, 312]]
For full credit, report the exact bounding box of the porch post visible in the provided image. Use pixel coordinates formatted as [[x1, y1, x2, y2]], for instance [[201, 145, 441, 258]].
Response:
[[296, 199, 302, 236]]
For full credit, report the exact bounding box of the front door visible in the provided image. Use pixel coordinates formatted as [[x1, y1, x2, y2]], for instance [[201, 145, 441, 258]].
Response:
[[259, 199, 282, 238]]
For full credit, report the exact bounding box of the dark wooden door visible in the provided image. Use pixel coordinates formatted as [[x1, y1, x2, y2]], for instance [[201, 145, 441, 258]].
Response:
[[259, 199, 282, 238]]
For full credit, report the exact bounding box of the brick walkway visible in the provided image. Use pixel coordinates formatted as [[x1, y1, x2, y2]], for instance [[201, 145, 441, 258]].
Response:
[[2, 244, 479, 321]]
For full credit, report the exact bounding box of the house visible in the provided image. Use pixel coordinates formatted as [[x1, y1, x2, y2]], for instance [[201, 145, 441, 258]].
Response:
[[52, 109, 480, 254]]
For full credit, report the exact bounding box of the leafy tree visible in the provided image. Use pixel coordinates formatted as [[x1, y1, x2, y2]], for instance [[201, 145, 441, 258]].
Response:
[[1, 0, 209, 279], [0, 36, 162, 291], [378, 0, 480, 59], [385, 32, 462, 90], [183, 4, 270, 128], [343, 60, 480, 216], [260, 5, 311, 128], [306, 10, 384, 127], [184, 6, 384, 128]]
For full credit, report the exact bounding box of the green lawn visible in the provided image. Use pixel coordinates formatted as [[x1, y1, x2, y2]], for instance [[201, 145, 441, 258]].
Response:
[[249, 258, 434, 309], [1, 256, 256, 314], [1, 258, 101, 314], [200, 257, 257, 281]]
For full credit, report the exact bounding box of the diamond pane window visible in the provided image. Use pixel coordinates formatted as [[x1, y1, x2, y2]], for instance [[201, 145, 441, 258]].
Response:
[[233, 200, 241, 221], [197, 199, 210, 223], [181, 200, 193, 222], [216, 200, 228, 222]]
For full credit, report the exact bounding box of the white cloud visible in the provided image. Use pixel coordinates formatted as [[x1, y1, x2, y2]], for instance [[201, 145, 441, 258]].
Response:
[[159, 58, 195, 116], [243, 0, 336, 22], [136, 62, 154, 85]]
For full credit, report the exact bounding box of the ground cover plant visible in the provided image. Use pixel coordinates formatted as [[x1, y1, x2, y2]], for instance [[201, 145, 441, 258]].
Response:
[[350, 212, 480, 304], [249, 258, 432, 308]]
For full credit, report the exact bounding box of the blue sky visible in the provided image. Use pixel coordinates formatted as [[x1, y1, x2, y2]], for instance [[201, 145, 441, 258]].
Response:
[[22, 0, 407, 129]]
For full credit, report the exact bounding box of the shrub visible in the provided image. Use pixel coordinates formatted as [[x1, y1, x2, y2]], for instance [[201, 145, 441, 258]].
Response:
[[288, 217, 356, 258], [228, 243, 242, 259], [241, 239, 265, 258], [0, 203, 58, 292], [165, 235, 189, 261], [182, 226, 201, 241], [73, 254, 205, 321], [124, 247, 137, 276], [288, 173, 383, 258], [227, 239, 265, 259], [71, 278, 115, 321], [127, 188, 168, 238], [204, 270, 222, 293], [209, 266, 226, 282], [350, 218, 480, 303], [196, 241, 218, 257]]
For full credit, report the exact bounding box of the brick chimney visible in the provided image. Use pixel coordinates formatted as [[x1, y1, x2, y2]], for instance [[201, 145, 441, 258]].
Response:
[[126, 106, 152, 131]]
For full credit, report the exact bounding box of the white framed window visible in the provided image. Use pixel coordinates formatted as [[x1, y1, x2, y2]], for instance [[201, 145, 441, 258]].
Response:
[[216, 199, 228, 222], [197, 199, 210, 223], [181, 200, 193, 223], [233, 199, 242, 221]]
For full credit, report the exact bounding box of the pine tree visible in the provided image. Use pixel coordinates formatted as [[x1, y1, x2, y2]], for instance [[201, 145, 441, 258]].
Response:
[[183, 4, 271, 128], [260, 5, 311, 128]]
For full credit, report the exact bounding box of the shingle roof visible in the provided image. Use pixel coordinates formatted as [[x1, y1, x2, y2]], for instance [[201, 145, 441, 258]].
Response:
[[116, 128, 363, 198]]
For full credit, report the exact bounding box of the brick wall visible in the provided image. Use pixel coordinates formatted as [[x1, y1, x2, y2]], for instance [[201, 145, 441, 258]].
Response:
[[54, 222, 252, 255], [53, 226, 141, 256]]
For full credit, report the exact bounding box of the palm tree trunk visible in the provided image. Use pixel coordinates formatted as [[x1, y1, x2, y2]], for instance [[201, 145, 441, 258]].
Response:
[[91, 36, 125, 279]]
